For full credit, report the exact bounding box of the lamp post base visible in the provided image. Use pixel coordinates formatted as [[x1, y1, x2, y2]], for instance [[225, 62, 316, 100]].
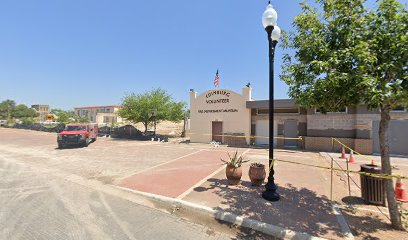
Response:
[[262, 172, 280, 201], [262, 190, 280, 201]]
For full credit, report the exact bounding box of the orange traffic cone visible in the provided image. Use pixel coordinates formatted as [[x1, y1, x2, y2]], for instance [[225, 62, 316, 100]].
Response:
[[395, 178, 408, 202], [348, 151, 355, 164], [340, 146, 346, 159], [371, 159, 375, 165]]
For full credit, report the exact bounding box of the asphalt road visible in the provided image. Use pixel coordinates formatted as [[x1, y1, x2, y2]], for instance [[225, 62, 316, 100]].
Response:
[[0, 155, 237, 240], [0, 129, 239, 240]]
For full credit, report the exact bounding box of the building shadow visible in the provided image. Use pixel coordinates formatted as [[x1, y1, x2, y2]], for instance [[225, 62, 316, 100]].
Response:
[[192, 178, 399, 238], [339, 196, 408, 238]]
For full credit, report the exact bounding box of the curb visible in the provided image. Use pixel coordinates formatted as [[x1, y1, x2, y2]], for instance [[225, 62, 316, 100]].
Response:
[[319, 152, 355, 240], [116, 186, 326, 240]]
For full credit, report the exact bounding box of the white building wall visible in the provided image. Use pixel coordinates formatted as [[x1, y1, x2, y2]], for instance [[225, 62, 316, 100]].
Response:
[[189, 88, 252, 144], [74, 106, 123, 124]]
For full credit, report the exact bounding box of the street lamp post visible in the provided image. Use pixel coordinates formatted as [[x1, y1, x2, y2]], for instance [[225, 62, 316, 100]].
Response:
[[262, 1, 281, 202]]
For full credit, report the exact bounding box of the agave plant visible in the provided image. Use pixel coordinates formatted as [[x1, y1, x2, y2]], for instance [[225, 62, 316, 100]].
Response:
[[250, 162, 265, 168], [220, 151, 249, 168]]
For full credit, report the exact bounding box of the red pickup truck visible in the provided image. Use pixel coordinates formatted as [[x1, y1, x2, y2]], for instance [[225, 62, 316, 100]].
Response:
[[57, 124, 98, 148]]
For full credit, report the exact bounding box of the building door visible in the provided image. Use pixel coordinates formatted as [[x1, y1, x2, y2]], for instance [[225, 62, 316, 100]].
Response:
[[212, 121, 223, 143], [373, 120, 408, 155], [284, 120, 298, 147], [255, 120, 277, 146]]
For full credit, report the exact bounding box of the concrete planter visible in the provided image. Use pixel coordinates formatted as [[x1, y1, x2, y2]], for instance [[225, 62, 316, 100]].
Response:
[[249, 163, 266, 186], [225, 165, 242, 185]]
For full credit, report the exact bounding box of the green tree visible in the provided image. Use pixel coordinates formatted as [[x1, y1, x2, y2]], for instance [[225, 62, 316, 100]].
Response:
[[77, 116, 90, 123], [50, 109, 77, 123], [119, 88, 186, 133], [12, 104, 38, 118], [281, 0, 407, 229], [0, 100, 16, 120]]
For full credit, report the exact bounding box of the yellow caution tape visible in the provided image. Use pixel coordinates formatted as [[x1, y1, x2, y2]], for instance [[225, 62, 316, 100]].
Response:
[[183, 133, 405, 179], [332, 138, 373, 163], [271, 157, 407, 180], [187, 132, 303, 140]]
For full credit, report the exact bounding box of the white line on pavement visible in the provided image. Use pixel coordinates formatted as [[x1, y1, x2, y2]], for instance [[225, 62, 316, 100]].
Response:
[[176, 149, 251, 200], [116, 149, 205, 181]]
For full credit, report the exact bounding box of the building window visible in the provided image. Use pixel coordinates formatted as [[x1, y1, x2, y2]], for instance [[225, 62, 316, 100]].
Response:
[[103, 116, 116, 123], [315, 107, 347, 114], [257, 109, 269, 115], [391, 106, 406, 112], [275, 108, 300, 114]]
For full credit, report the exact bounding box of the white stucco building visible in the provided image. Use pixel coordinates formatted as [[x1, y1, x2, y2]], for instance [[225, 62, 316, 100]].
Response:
[[74, 105, 124, 125], [189, 88, 252, 145], [188, 87, 408, 155]]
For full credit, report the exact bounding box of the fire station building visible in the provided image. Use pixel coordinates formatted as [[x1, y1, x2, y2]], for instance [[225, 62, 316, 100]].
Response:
[[189, 87, 408, 155]]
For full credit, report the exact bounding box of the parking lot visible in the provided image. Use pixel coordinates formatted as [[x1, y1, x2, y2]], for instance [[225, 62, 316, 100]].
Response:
[[1, 128, 407, 239]]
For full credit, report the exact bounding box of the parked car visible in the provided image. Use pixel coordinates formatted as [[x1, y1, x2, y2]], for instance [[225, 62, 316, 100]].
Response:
[[0, 120, 7, 126], [57, 124, 98, 148]]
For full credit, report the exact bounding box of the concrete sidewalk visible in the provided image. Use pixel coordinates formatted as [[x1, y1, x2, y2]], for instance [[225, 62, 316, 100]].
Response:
[[119, 149, 246, 198], [2, 128, 405, 239], [322, 152, 408, 239], [118, 147, 350, 239]]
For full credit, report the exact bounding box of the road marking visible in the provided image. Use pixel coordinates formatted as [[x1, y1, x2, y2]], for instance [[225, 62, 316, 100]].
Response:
[[176, 165, 225, 200], [176, 149, 251, 200], [98, 192, 137, 240], [117, 149, 205, 181]]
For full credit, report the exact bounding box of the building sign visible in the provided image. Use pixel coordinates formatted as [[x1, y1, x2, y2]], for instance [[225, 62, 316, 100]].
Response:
[[197, 90, 238, 113], [206, 99, 230, 104], [205, 90, 231, 104], [205, 90, 231, 98], [198, 109, 238, 113]]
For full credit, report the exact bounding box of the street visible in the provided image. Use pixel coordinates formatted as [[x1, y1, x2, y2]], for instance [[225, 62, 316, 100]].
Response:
[[0, 128, 253, 240], [0, 157, 237, 240]]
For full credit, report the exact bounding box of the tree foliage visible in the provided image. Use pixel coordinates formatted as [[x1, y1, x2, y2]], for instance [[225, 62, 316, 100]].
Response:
[[50, 109, 78, 123], [118, 88, 186, 133], [0, 100, 37, 119], [282, 0, 407, 112], [281, 0, 407, 229], [12, 104, 37, 118], [0, 100, 16, 119], [50, 109, 89, 124]]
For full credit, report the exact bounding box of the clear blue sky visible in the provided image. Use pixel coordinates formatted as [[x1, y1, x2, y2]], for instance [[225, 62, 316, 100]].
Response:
[[0, 0, 406, 110]]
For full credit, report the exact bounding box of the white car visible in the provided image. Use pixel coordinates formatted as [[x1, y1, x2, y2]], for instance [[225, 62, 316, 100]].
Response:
[[0, 120, 7, 126]]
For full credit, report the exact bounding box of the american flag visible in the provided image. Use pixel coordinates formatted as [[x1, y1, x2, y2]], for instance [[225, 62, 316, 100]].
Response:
[[214, 69, 219, 88]]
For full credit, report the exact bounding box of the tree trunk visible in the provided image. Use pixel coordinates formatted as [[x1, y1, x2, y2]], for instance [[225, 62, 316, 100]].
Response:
[[154, 117, 156, 135], [379, 107, 403, 230], [143, 122, 148, 134], [182, 116, 186, 137]]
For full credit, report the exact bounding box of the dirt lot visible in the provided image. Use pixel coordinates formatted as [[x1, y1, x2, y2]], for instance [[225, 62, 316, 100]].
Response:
[[134, 120, 184, 136], [1, 128, 407, 239]]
